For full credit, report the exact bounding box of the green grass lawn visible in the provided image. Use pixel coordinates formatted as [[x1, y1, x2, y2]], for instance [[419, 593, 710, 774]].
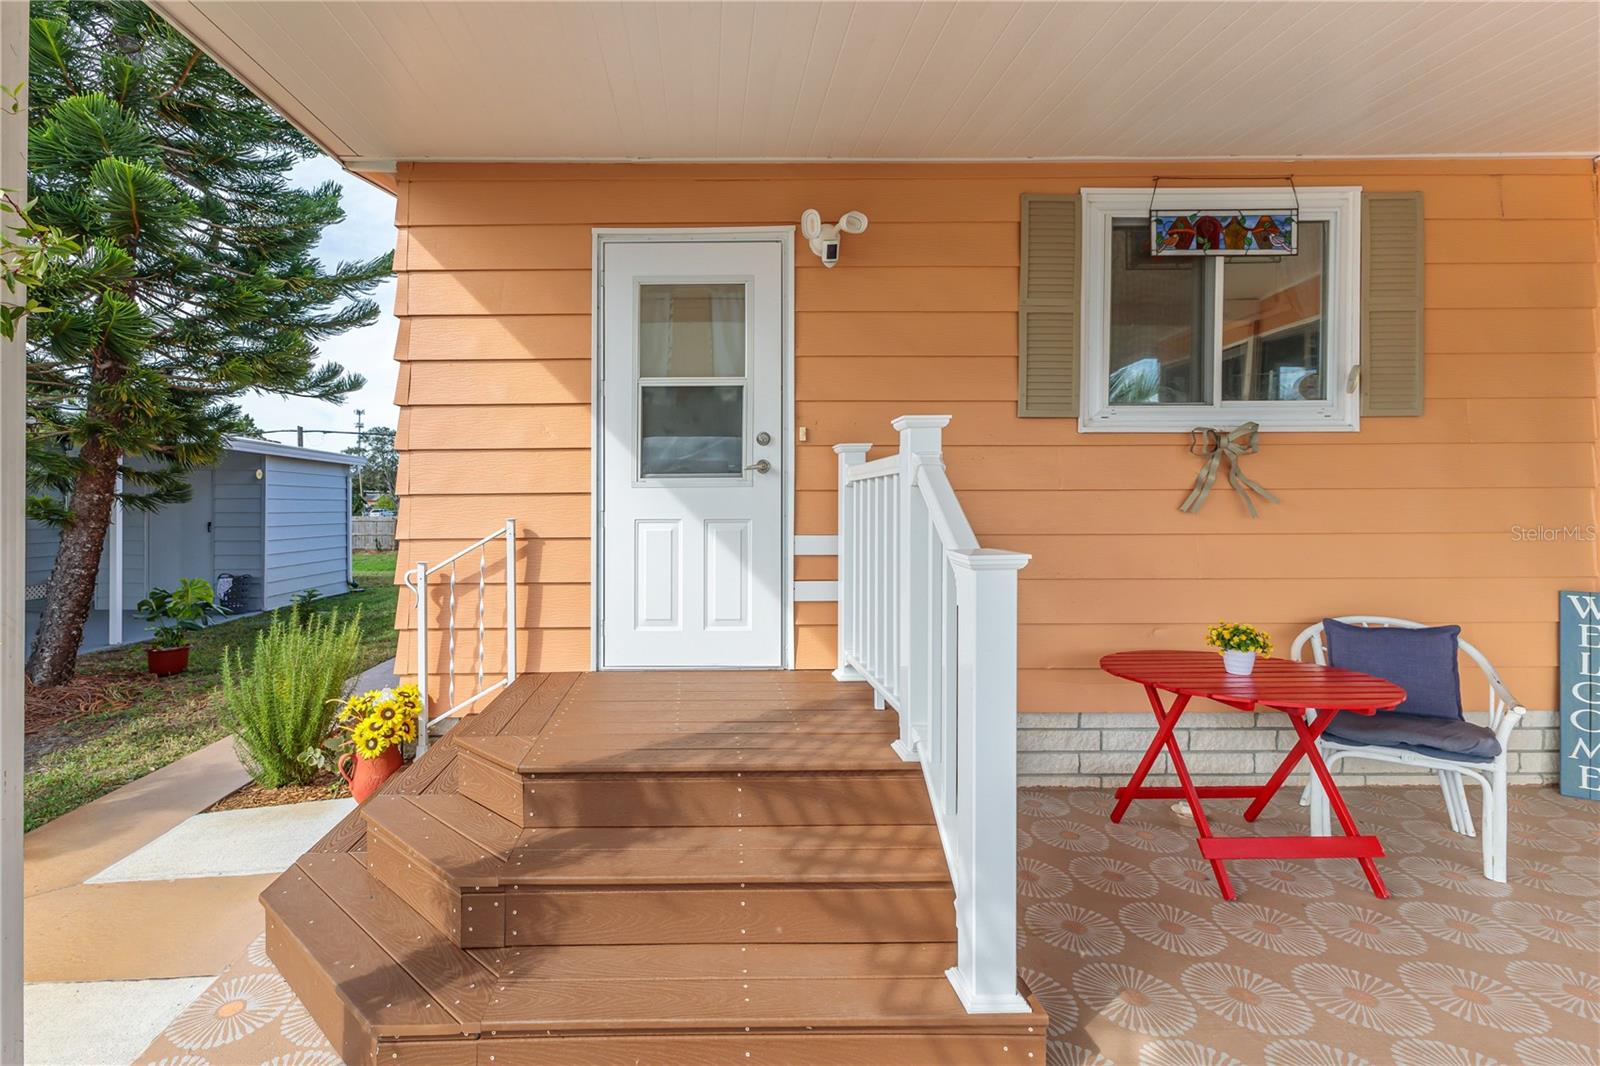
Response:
[[23, 556, 401, 831]]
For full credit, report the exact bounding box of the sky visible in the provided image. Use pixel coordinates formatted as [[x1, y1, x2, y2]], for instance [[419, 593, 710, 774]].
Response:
[[236, 154, 400, 446]]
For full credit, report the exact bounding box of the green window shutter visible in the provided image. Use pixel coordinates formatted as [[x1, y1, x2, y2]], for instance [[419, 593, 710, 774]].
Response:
[[1361, 191, 1425, 416], [1019, 193, 1081, 418]]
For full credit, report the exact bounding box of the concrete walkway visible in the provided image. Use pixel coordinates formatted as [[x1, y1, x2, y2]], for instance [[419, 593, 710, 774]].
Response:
[[22, 736, 352, 1063]]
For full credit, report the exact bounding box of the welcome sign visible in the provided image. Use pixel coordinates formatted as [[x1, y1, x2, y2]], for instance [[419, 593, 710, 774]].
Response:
[[1559, 590, 1600, 800]]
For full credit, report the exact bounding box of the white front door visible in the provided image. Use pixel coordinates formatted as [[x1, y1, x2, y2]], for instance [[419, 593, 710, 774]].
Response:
[[599, 238, 786, 668]]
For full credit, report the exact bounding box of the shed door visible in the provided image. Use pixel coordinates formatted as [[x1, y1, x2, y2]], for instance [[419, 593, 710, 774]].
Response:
[[599, 240, 784, 668]]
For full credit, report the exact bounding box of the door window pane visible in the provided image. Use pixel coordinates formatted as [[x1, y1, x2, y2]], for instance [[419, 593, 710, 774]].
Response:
[[1221, 222, 1326, 401], [1109, 220, 1207, 405], [639, 284, 746, 378], [640, 385, 743, 477]]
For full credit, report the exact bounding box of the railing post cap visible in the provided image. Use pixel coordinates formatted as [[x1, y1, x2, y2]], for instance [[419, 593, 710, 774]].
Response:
[[890, 414, 953, 432], [833, 442, 873, 456], [946, 547, 1031, 572]]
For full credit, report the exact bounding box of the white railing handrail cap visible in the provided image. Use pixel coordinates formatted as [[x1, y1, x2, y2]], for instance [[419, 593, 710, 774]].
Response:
[[891, 414, 953, 431], [947, 547, 1031, 572], [833, 442, 873, 455]]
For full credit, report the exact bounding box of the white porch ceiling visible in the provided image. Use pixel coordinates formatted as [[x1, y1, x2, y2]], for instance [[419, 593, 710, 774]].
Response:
[[154, 1, 1600, 165]]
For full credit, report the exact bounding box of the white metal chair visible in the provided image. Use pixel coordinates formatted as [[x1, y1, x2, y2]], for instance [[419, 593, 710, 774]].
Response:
[[1291, 616, 1527, 882]]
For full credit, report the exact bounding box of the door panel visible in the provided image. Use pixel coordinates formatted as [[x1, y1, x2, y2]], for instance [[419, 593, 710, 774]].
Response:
[[601, 240, 785, 668]]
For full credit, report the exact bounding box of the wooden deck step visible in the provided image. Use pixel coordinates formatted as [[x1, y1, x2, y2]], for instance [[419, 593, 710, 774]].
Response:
[[264, 853, 1045, 1065], [454, 733, 932, 828], [363, 794, 955, 948], [267, 671, 1047, 1064]]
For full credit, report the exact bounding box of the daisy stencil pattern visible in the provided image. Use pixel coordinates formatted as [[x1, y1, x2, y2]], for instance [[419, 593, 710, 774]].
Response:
[[1034, 818, 1110, 853], [1506, 819, 1580, 854], [1513, 1036, 1600, 1066], [1018, 856, 1073, 898], [1121, 901, 1227, 956], [1397, 961, 1550, 1034], [1138, 1040, 1248, 1066], [1047, 1044, 1115, 1066], [1290, 963, 1433, 1036], [1492, 900, 1596, 950], [1019, 965, 1078, 1036], [264, 1055, 342, 1066], [1021, 790, 1073, 818], [1304, 901, 1426, 954], [1239, 860, 1334, 898], [1069, 855, 1158, 897], [1073, 962, 1197, 1037], [277, 1001, 326, 1049], [1262, 1041, 1373, 1066], [1025, 900, 1125, 956], [1107, 819, 1190, 853], [1320, 858, 1423, 897], [1389, 1039, 1504, 1066], [1213, 902, 1326, 955], [1505, 959, 1600, 1022], [1398, 901, 1528, 954], [1151, 855, 1224, 897], [1509, 858, 1598, 898], [165, 974, 294, 1051], [1181, 961, 1313, 1036], [1402, 855, 1514, 897], [1549, 816, 1600, 847]]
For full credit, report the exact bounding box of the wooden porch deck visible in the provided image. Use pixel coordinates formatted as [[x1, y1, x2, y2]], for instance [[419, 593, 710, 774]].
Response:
[[265, 671, 1046, 1065]]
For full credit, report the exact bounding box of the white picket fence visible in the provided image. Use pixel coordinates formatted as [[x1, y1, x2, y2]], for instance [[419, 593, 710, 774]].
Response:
[[403, 519, 518, 754], [835, 416, 1031, 1014]]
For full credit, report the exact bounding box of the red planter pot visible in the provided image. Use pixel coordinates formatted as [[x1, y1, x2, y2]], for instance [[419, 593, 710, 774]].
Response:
[[146, 645, 191, 676], [339, 745, 404, 804]]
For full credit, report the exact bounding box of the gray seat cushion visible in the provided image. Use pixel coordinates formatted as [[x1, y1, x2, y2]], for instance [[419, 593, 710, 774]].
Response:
[[1323, 710, 1501, 764]]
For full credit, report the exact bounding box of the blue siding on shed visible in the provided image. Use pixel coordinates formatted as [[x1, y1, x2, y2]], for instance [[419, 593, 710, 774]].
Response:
[[263, 455, 350, 608]]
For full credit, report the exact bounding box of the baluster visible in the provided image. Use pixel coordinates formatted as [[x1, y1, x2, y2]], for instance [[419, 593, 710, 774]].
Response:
[[447, 563, 457, 715], [413, 562, 430, 754], [941, 557, 958, 815], [833, 445, 869, 681], [475, 546, 486, 696]]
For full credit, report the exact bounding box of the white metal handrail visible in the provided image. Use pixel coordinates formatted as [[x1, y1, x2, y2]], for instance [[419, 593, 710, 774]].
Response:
[[835, 416, 1031, 1015], [402, 519, 517, 754]]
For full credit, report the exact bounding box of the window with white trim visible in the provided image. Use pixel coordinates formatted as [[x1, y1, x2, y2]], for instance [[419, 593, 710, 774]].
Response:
[[1079, 187, 1362, 433]]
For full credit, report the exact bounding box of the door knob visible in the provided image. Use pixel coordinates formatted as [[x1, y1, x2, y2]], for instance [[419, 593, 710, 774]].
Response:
[[744, 459, 772, 474]]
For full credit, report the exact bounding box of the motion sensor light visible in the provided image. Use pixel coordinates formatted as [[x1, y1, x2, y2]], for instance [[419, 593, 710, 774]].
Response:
[[800, 209, 868, 268]]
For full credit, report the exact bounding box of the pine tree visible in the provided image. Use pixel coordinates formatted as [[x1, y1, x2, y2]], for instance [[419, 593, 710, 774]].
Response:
[[23, 2, 391, 685]]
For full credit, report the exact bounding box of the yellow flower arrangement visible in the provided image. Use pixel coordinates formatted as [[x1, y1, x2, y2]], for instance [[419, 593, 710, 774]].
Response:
[[333, 683, 422, 759], [1204, 621, 1272, 656]]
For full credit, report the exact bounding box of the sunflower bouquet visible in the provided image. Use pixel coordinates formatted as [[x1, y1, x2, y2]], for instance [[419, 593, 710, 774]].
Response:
[[333, 684, 422, 759]]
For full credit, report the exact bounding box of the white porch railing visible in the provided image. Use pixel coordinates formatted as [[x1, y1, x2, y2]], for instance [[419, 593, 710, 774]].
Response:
[[403, 519, 517, 754], [835, 416, 1031, 1014]]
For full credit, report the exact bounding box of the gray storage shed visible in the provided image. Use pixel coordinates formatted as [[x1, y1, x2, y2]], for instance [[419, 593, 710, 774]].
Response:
[[25, 436, 361, 653]]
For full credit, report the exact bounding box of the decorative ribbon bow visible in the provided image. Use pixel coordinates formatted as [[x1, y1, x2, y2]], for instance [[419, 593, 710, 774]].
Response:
[[1179, 422, 1279, 519]]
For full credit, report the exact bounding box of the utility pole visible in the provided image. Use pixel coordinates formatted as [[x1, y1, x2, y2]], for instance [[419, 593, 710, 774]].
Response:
[[354, 409, 365, 505], [296, 425, 304, 448]]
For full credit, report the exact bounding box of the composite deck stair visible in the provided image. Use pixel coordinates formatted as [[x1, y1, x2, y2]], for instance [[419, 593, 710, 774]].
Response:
[[264, 672, 1047, 1065]]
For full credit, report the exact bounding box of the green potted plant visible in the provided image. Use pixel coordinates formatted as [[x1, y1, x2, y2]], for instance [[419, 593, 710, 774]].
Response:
[[135, 578, 226, 676], [1205, 621, 1273, 676]]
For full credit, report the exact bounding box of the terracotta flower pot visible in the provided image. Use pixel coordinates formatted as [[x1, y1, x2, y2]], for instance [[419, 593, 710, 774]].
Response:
[[146, 645, 191, 676], [339, 745, 403, 803]]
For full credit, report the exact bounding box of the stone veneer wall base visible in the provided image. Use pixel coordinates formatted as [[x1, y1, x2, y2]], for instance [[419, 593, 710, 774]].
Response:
[[1017, 710, 1559, 788]]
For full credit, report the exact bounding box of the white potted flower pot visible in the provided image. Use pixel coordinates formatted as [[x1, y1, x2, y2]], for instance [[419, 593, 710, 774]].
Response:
[[1222, 650, 1257, 676]]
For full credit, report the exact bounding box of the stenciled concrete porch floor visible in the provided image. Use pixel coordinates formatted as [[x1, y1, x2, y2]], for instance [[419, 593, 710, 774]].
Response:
[[126, 781, 1599, 1066]]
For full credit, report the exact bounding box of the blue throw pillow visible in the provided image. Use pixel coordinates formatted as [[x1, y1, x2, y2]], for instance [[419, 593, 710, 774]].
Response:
[[1323, 619, 1463, 721]]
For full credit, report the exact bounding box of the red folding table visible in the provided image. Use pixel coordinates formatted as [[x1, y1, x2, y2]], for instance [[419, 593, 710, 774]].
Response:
[[1099, 650, 1406, 900]]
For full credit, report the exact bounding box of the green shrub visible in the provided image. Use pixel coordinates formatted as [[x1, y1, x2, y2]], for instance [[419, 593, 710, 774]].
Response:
[[219, 607, 362, 787]]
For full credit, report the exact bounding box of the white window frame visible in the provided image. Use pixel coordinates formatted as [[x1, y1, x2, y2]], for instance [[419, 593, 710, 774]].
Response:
[[1079, 186, 1363, 433]]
